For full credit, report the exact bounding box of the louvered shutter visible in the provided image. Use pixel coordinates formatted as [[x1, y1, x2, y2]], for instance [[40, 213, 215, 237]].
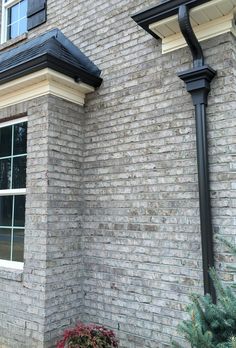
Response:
[[27, 0, 47, 31]]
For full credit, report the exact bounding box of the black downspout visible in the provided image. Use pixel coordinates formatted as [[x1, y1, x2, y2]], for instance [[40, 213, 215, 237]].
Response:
[[177, 5, 216, 301]]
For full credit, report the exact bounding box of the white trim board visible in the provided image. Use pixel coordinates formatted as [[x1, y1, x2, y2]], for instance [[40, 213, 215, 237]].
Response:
[[149, 0, 236, 54], [0, 259, 23, 270], [0, 68, 95, 109]]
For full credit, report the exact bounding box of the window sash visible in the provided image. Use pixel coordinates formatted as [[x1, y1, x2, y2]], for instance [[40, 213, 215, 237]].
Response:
[[0, 116, 28, 128], [0, 117, 27, 266], [0, 188, 26, 196], [1, 0, 27, 43]]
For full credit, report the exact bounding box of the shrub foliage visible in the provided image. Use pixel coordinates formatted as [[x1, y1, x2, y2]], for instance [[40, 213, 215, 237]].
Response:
[[57, 322, 119, 348], [172, 237, 236, 348]]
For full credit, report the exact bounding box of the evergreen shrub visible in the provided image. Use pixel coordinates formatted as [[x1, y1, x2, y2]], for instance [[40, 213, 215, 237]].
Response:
[[172, 237, 236, 348]]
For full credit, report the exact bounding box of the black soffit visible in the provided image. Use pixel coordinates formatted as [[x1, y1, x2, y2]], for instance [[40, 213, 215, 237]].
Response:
[[0, 29, 102, 88], [131, 0, 211, 39]]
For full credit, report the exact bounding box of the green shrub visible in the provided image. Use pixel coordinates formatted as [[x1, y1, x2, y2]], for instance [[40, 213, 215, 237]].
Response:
[[172, 237, 236, 348]]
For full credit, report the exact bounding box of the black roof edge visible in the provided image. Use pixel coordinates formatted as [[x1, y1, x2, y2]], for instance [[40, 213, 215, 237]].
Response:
[[131, 0, 211, 39], [0, 53, 103, 88], [54, 29, 101, 77], [0, 28, 102, 78]]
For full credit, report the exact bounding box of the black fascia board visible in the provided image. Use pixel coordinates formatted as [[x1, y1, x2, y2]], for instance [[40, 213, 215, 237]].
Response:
[[131, 0, 211, 39], [0, 53, 103, 88]]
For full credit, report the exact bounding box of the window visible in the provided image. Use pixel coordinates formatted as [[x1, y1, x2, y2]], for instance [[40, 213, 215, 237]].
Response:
[[0, 117, 27, 267], [1, 0, 27, 43]]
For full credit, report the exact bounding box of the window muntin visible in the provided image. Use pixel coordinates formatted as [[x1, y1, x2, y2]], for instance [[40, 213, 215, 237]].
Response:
[[0, 118, 27, 264], [1, 0, 27, 43]]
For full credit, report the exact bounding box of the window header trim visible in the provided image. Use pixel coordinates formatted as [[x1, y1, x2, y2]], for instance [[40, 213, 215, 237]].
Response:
[[0, 116, 28, 128]]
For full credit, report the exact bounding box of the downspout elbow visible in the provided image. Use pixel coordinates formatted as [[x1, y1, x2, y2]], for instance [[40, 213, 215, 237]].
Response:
[[178, 5, 204, 68]]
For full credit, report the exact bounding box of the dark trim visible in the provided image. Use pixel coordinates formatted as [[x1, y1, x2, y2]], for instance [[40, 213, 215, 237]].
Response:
[[178, 5, 204, 67], [131, 0, 210, 39], [178, 66, 216, 105], [0, 112, 27, 124], [0, 54, 102, 88], [177, 6, 216, 301], [27, 0, 47, 31], [0, 29, 102, 78]]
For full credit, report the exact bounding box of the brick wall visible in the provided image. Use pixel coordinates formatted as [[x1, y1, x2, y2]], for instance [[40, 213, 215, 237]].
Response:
[[0, 96, 85, 348], [81, 29, 236, 345], [44, 96, 85, 346], [0, 0, 235, 347]]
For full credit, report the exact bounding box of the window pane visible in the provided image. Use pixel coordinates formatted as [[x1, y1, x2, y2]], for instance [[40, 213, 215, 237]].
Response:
[[12, 155, 26, 189], [9, 3, 19, 24], [8, 22, 18, 39], [19, 0, 27, 18], [7, 6, 11, 26], [13, 122, 27, 155], [0, 158, 11, 189], [0, 196, 12, 226], [12, 229, 24, 262], [0, 228, 11, 261], [0, 126, 12, 157], [14, 195, 25, 227], [19, 17, 27, 34]]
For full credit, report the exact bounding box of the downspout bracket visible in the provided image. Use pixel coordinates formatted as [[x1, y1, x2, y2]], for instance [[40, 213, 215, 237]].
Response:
[[178, 65, 216, 105]]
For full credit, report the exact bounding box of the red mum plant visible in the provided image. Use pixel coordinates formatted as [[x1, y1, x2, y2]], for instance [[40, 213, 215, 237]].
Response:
[[57, 322, 119, 348]]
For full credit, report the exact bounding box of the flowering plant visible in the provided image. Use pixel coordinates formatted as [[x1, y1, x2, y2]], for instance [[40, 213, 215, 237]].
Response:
[[57, 322, 119, 348]]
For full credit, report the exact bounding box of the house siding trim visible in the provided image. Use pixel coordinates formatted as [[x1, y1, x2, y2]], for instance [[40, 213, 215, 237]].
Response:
[[0, 68, 94, 108]]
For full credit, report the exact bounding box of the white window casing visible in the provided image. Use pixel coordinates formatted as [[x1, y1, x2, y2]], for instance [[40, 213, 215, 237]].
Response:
[[0, 116, 28, 269], [1, 0, 27, 43]]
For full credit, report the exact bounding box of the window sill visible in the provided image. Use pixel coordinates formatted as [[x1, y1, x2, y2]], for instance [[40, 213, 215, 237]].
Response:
[[0, 33, 28, 52], [0, 261, 23, 282]]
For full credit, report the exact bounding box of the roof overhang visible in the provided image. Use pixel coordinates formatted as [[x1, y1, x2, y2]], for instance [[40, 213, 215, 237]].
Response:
[[132, 0, 236, 53], [0, 51, 102, 88], [0, 29, 102, 108]]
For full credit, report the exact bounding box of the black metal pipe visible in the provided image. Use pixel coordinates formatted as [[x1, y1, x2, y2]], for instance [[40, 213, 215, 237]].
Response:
[[177, 5, 216, 301], [178, 5, 204, 67], [195, 103, 215, 299]]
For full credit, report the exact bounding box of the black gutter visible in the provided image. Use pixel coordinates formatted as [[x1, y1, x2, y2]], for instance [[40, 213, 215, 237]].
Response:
[[131, 0, 210, 39], [0, 53, 102, 88], [132, 0, 216, 300]]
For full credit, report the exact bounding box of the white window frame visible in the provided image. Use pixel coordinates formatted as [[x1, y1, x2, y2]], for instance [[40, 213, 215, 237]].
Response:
[[0, 116, 27, 270], [1, 0, 27, 44]]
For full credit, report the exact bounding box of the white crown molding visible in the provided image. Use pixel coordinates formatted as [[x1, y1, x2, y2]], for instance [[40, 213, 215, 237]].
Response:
[[0, 68, 95, 109], [149, 0, 236, 54]]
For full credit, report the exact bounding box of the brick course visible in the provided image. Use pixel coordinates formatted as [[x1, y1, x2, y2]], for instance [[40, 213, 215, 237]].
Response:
[[0, 0, 235, 347]]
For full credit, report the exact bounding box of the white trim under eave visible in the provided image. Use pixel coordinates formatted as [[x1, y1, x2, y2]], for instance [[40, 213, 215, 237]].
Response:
[[0, 68, 95, 109], [149, 0, 236, 54]]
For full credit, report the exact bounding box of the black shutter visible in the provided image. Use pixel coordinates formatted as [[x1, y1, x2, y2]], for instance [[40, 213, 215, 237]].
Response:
[[27, 0, 47, 31]]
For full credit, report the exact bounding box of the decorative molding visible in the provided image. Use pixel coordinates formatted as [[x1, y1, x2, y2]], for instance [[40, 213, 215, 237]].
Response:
[[0, 68, 95, 109], [148, 0, 236, 53]]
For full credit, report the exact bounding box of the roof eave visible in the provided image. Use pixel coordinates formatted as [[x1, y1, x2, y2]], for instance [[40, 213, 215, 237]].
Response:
[[131, 0, 211, 38], [0, 53, 103, 88]]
